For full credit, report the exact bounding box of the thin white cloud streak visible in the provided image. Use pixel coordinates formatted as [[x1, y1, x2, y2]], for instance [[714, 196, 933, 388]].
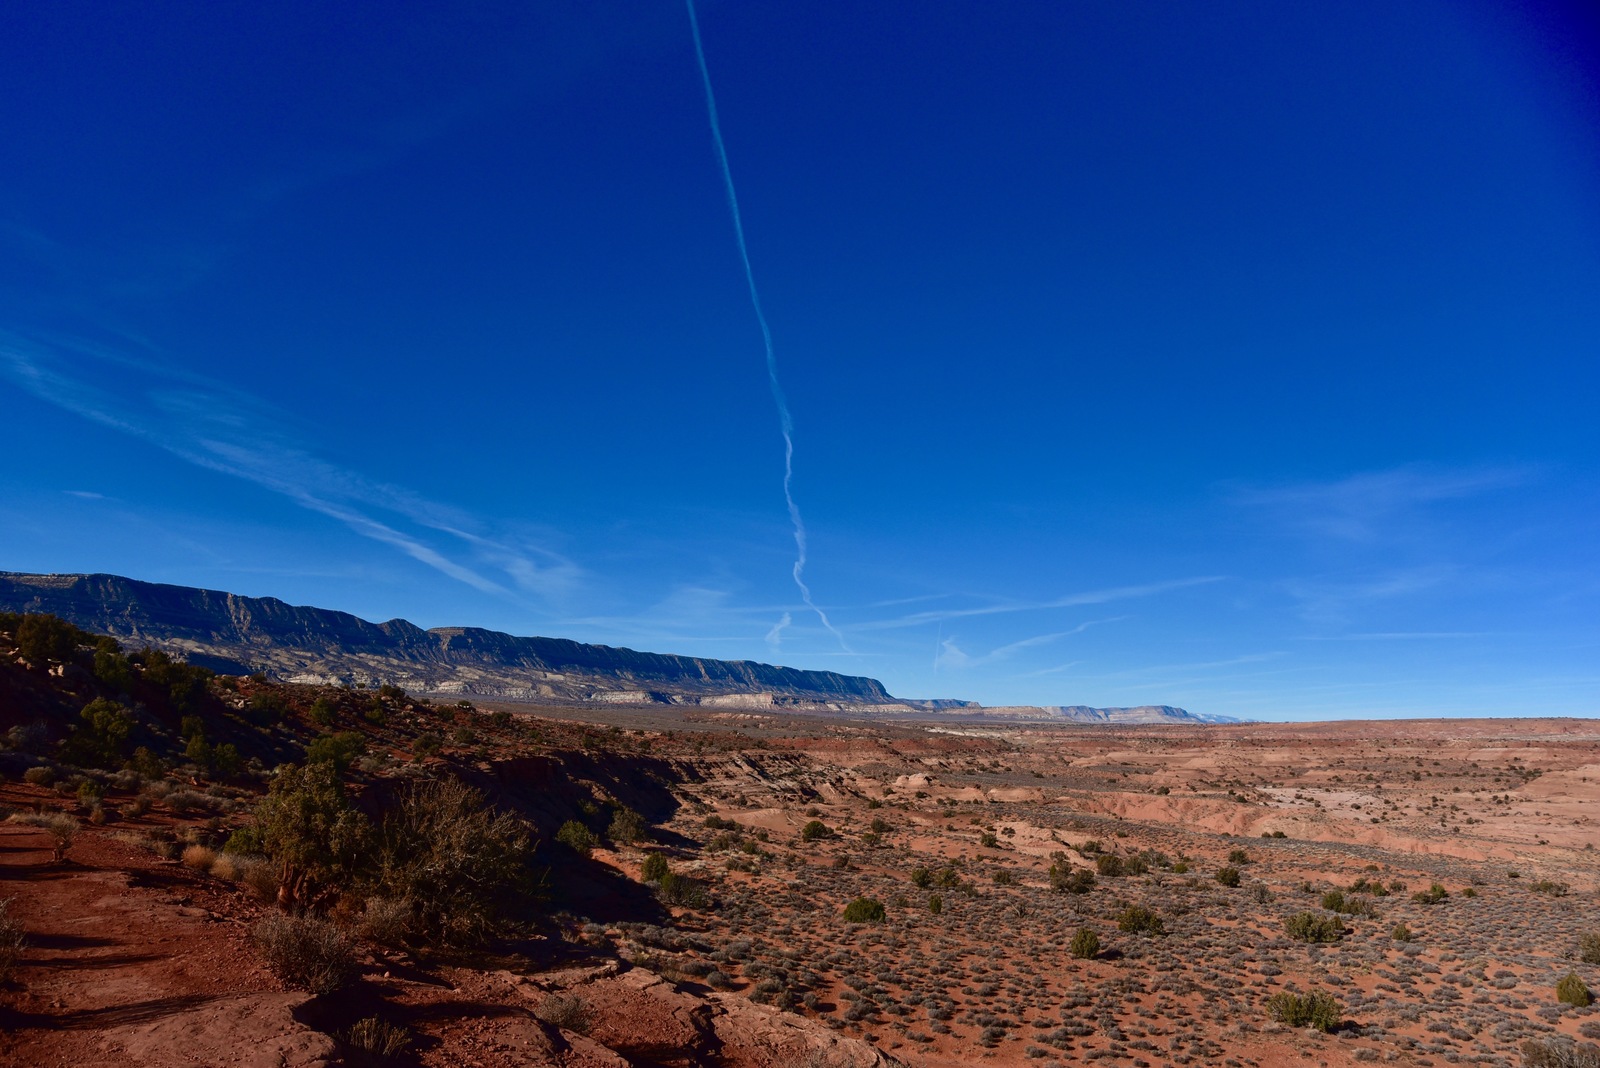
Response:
[[934, 616, 1128, 672], [1295, 631, 1491, 641], [0, 332, 580, 603], [684, 0, 846, 651], [1232, 463, 1536, 543], [765, 611, 792, 648], [854, 576, 1224, 632], [1282, 565, 1455, 625]]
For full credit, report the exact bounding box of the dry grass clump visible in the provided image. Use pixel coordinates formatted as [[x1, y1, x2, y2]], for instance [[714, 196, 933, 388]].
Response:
[[535, 993, 593, 1033], [181, 844, 217, 871], [1580, 932, 1600, 965], [343, 1015, 412, 1057], [251, 912, 354, 994]]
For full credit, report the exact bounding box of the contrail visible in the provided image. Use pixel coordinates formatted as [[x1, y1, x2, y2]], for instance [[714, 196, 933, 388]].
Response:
[[685, 0, 847, 649]]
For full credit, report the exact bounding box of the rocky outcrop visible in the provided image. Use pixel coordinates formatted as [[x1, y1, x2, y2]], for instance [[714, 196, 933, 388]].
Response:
[[0, 571, 894, 705]]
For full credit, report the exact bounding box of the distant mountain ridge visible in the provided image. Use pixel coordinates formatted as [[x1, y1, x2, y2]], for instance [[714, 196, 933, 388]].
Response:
[[0, 571, 1220, 723]]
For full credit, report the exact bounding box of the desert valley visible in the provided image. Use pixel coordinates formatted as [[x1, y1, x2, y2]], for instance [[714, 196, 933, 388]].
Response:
[[1, 579, 1597, 1068]]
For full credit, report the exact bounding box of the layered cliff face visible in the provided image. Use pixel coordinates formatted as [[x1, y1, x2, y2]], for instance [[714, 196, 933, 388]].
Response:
[[0, 571, 1213, 722], [0, 571, 893, 704]]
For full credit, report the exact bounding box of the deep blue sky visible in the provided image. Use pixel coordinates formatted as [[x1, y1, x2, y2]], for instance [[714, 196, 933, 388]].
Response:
[[3, 1, 1597, 719]]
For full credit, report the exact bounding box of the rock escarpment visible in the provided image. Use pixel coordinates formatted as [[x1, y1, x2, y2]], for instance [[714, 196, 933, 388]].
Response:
[[0, 571, 893, 705]]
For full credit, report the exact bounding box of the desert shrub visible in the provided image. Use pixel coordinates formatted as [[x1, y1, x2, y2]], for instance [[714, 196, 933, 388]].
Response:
[[1123, 855, 1149, 875], [246, 691, 289, 724], [910, 867, 933, 888], [15, 613, 92, 663], [1116, 905, 1164, 935], [11, 812, 80, 862], [537, 993, 593, 1032], [992, 870, 1015, 885], [842, 897, 886, 924], [1266, 990, 1341, 1032], [304, 732, 365, 772], [1558, 972, 1593, 1008], [1522, 1037, 1600, 1068], [251, 912, 354, 993], [308, 698, 337, 727], [1320, 890, 1347, 912], [373, 778, 535, 947], [64, 698, 135, 767], [1284, 912, 1344, 943], [1216, 866, 1241, 888], [0, 897, 24, 983], [800, 820, 832, 841], [23, 766, 55, 787], [640, 853, 670, 882], [359, 895, 413, 946], [1228, 848, 1251, 864], [166, 789, 214, 814], [1095, 854, 1125, 877], [224, 825, 265, 856], [928, 894, 943, 915], [256, 762, 372, 910], [556, 820, 595, 856], [1069, 927, 1100, 960], [979, 831, 998, 848], [1533, 880, 1571, 897], [181, 844, 217, 871], [1412, 882, 1449, 905], [343, 1016, 412, 1057], [1171, 860, 1190, 874], [1581, 932, 1600, 965], [412, 732, 442, 759], [1050, 864, 1095, 894], [608, 807, 647, 845], [1391, 923, 1412, 942], [657, 871, 710, 908]]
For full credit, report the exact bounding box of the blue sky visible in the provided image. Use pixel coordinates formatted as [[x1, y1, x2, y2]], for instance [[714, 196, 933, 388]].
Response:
[[2, 0, 1597, 720]]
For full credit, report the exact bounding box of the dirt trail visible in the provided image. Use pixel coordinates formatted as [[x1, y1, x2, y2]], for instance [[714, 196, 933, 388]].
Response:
[[0, 820, 332, 1067]]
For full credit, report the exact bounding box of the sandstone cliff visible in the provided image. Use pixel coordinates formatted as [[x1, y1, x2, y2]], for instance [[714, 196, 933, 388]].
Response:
[[0, 571, 893, 705]]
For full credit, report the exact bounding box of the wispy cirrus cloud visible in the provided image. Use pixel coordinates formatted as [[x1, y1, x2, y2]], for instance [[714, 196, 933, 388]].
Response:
[[855, 577, 1224, 632], [934, 616, 1128, 671], [0, 330, 581, 604], [1230, 462, 1536, 543], [1281, 564, 1457, 626]]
